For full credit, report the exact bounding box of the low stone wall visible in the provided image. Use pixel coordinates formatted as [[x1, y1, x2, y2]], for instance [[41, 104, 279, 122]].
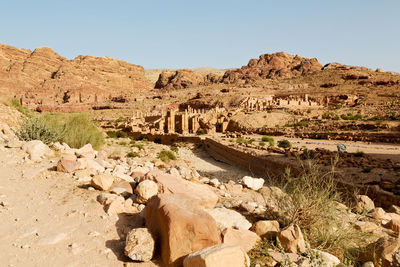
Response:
[[203, 138, 299, 177]]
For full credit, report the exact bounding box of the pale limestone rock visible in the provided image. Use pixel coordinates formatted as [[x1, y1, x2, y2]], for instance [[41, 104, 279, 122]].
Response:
[[77, 158, 105, 173], [354, 221, 379, 232], [124, 228, 155, 262], [91, 174, 115, 191], [222, 228, 260, 252], [57, 157, 80, 173], [209, 178, 220, 187], [277, 224, 306, 254], [75, 143, 95, 159], [183, 244, 250, 267], [355, 195, 375, 213], [22, 140, 53, 161], [312, 249, 340, 266], [241, 176, 264, 191], [253, 220, 280, 238], [135, 180, 158, 204], [207, 207, 252, 231], [362, 262, 375, 267]]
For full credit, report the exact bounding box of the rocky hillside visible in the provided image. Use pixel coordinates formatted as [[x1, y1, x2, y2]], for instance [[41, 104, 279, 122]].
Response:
[[0, 43, 151, 109], [221, 52, 322, 84], [154, 52, 322, 89]]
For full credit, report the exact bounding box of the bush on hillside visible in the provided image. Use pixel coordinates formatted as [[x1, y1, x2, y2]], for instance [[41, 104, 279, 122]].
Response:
[[277, 139, 291, 148], [261, 136, 275, 146], [268, 161, 370, 261], [158, 150, 176, 162], [17, 113, 104, 149], [17, 116, 62, 144]]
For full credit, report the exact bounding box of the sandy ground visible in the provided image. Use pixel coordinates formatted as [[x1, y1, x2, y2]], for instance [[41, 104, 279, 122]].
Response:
[[0, 146, 159, 267]]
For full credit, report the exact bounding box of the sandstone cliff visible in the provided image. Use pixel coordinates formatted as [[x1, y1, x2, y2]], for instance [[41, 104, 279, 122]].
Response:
[[0, 43, 151, 109], [221, 52, 322, 84]]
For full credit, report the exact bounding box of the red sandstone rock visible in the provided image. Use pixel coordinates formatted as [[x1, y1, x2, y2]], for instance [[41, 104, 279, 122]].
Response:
[[142, 169, 218, 209], [144, 194, 221, 267], [0, 43, 151, 109], [155, 69, 205, 90], [221, 52, 322, 84]]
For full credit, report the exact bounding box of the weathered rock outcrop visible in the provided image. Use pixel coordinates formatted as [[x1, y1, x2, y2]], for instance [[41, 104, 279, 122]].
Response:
[[155, 69, 206, 90], [144, 194, 221, 267], [0, 43, 151, 110], [221, 52, 322, 84]]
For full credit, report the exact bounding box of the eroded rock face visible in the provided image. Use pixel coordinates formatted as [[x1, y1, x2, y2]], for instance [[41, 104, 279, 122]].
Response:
[[0, 43, 151, 109], [155, 69, 205, 90], [221, 52, 322, 84], [144, 194, 221, 267]]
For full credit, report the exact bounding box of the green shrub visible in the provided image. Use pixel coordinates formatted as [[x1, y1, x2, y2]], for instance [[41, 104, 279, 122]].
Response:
[[301, 149, 316, 159], [106, 130, 127, 138], [236, 137, 246, 144], [126, 151, 139, 158], [170, 146, 179, 153], [158, 150, 176, 162], [261, 136, 275, 146], [278, 139, 291, 148], [118, 141, 127, 146], [196, 129, 205, 135], [259, 141, 266, 146], [8, 98, 33, 117], [341, 113, 362, 121], [61, 113, 104, 149], [16, 113, 104, 149], [270, 162, 371, 260], [17, 116, 62, 144], [132, 143, 144, 150]]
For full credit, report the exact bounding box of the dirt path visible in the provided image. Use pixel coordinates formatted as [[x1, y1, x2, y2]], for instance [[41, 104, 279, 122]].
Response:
[[0, 146, 157, 267]]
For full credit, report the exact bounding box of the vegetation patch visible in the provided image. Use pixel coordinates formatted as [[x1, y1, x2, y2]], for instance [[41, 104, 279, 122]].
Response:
[[17, 113, 104, 149], [277, 139, 291, 148], [261, 136, 275, 146], [157, 150, 177, 162], [106, 130, 127, 138]]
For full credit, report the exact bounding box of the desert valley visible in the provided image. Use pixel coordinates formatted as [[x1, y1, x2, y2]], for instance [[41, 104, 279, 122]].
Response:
[[1, 42, 400, 267]]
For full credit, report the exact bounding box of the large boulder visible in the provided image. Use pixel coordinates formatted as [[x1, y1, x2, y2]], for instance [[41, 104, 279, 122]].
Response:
[[252, 220, 280, 239], [135, 180, 158, 204], [183, 244, 250, 267], [144, 194, 221, 267], [22, 140, 53, 161], [124, 228, 155, 262], [277, 224, 306, 254], [91, 174, 115, 191], [221, 228, 260, 252], [56, 157, 80, 173], [355, 195, 375, 213], [142, 170, 218, 209], [75, 143, 96, 158], [207, 207, 252, 231]]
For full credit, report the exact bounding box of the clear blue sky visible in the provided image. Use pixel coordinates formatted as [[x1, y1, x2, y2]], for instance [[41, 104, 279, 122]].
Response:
[[1, 1, 399, 71]]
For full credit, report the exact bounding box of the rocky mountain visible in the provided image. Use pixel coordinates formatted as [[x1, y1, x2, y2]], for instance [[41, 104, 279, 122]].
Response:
[[0, 43, 151, 110], [154, 52, 322, 89], [221, 52, 322, 84]]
